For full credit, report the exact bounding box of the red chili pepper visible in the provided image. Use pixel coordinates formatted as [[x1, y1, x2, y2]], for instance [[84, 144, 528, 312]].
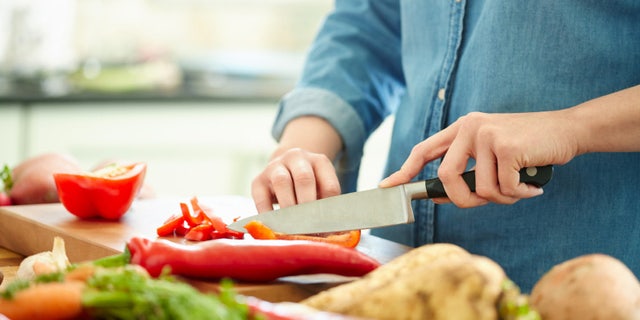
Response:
[[127, 237, 380, 282], [244, 220, 362, 248], [53, 162, 146, 220]]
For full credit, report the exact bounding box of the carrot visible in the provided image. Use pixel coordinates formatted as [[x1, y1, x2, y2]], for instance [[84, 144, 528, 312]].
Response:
[[65, 263, 96, 282], [0, 281, 84, 320]]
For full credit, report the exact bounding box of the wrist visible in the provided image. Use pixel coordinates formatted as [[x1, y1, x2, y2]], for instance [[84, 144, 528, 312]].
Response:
[[275, 116, 344, 160]]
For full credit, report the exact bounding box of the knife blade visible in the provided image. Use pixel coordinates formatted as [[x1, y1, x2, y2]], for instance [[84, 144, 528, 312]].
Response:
[[228, 165, 553, 234]]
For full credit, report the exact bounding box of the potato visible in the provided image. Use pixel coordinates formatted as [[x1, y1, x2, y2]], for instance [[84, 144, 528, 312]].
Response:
[[302, 243, 508, 320], [302, 243, 470, 313], [9, 153, 82, 204], [530, 254, 640, 320]]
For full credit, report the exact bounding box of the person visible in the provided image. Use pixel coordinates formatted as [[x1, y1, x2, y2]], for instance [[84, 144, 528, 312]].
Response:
[[251, 0, 640, 292]]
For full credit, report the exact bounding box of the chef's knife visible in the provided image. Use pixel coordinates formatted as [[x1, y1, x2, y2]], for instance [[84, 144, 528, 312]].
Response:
[[228, 165, 553, 234]]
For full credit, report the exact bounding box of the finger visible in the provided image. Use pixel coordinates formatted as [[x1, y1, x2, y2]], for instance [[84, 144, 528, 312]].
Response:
[[497, 162, 544, 199], [379, 128, 457, 187], [473, 151, 499, 199], [438, 135, 488, 208], [269, 164, 297, 208], [287, 158, 318, 204], [312, 155, 341, 199], [251, 176, 277, 213], [474, 148, 519, 204], [431, 197, 451, 205]]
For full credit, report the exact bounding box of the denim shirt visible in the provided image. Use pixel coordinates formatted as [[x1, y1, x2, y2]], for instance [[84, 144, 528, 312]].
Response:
[[272, 0, 640, 292]]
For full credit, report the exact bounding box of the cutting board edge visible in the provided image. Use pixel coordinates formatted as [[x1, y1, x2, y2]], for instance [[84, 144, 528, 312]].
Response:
[[0, 206, 119, 263]]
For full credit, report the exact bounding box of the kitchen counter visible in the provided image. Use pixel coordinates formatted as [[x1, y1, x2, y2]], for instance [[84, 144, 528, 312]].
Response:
[[0, 70, 289, 105], [0, 90, 279, 105]]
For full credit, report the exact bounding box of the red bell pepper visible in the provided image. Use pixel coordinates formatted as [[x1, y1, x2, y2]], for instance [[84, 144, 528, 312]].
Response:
[[53, 162, 146, 220], [127, 236, 380, 282], [244, 220, 362, 248]]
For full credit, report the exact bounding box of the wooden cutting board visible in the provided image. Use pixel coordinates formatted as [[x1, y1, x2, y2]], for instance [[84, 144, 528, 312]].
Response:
[[0, 196, 411, 302]]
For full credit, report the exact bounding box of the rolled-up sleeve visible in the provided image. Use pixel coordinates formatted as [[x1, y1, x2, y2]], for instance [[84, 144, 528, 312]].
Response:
[[272, 0, 405, 192]]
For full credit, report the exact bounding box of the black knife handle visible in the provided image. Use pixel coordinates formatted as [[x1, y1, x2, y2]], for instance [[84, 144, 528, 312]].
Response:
[[424, 165, 553, 198]]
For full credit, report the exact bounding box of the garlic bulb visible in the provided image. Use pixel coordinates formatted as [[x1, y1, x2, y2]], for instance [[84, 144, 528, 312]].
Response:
[[16, 236, 70, 280]]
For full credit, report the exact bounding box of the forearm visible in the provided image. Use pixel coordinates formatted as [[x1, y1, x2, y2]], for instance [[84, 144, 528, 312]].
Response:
[[567, 84, 640, 155], [272, 116, 344, 161]]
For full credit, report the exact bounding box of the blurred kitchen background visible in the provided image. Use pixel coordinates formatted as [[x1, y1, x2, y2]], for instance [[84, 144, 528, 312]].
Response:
[[0, 0, 392, 198]]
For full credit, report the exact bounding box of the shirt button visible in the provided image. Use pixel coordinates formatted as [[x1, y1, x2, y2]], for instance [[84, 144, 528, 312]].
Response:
[[437, 88, 446, 100]]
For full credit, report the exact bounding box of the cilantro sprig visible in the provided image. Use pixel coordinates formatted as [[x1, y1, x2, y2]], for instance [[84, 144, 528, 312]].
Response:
[[1, 164, 13, 193]]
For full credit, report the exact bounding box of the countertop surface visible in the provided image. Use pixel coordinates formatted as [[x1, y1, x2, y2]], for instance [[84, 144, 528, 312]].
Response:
[[0, 72, 289, 104]]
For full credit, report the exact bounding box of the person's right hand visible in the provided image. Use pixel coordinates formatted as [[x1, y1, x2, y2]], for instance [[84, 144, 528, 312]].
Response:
[[251, 148, 341, 213]]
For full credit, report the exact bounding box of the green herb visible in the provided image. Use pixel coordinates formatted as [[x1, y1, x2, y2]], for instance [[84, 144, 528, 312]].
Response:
[[1, 279, 30, 300], [0, 164, 13, 192], [498, 280, 541, 320], [0, 270, 65, 299], [91, 248, 131, 268], [82, 266, 250, 320]]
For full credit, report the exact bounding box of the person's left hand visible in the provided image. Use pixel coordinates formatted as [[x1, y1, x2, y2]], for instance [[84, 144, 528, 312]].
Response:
[[380, 111, 577, 208]]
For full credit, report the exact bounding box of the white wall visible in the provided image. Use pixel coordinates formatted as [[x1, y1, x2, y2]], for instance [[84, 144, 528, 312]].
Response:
[[10, 102, 393, 198]]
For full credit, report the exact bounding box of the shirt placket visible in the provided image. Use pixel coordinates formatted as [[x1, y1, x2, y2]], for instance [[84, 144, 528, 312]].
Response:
[[416, 0, 466, 245]]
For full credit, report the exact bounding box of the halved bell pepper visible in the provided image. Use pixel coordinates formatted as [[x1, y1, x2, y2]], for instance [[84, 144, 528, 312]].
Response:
[[244, 220, 362, 248], [53, 162, 146, 220]]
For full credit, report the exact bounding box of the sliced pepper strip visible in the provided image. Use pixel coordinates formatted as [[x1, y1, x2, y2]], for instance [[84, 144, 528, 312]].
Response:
[[181, 202, 203, 227], [157, 197, 245, 240], [185, 224, 215, 241], [156, 215, 185, 237], [244, 220, 362, 248], [191, 197, 225, 232]]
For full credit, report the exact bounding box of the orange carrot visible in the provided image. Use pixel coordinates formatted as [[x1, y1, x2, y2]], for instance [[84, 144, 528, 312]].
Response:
[[0, 281, 84, 320], [64, 263, 96, 282]]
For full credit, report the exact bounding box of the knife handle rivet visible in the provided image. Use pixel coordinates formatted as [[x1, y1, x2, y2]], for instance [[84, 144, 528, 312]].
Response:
[[526, 167, 538, 177]]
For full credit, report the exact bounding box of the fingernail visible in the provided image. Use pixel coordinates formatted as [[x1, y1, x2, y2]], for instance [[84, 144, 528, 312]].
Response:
[[532, 187, 544, 196]]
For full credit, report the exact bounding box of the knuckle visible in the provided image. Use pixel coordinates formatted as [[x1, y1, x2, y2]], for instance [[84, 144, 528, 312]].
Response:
[[310, 152, 332, 164], [292, 169, 316, 186], [250, 176, 265, 190], [437, 165, 456, 183], [499, 184, 519, 198], [474, 185, 493, 199], [321, 181, 342, 198], [269, 170, 292, 188]]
